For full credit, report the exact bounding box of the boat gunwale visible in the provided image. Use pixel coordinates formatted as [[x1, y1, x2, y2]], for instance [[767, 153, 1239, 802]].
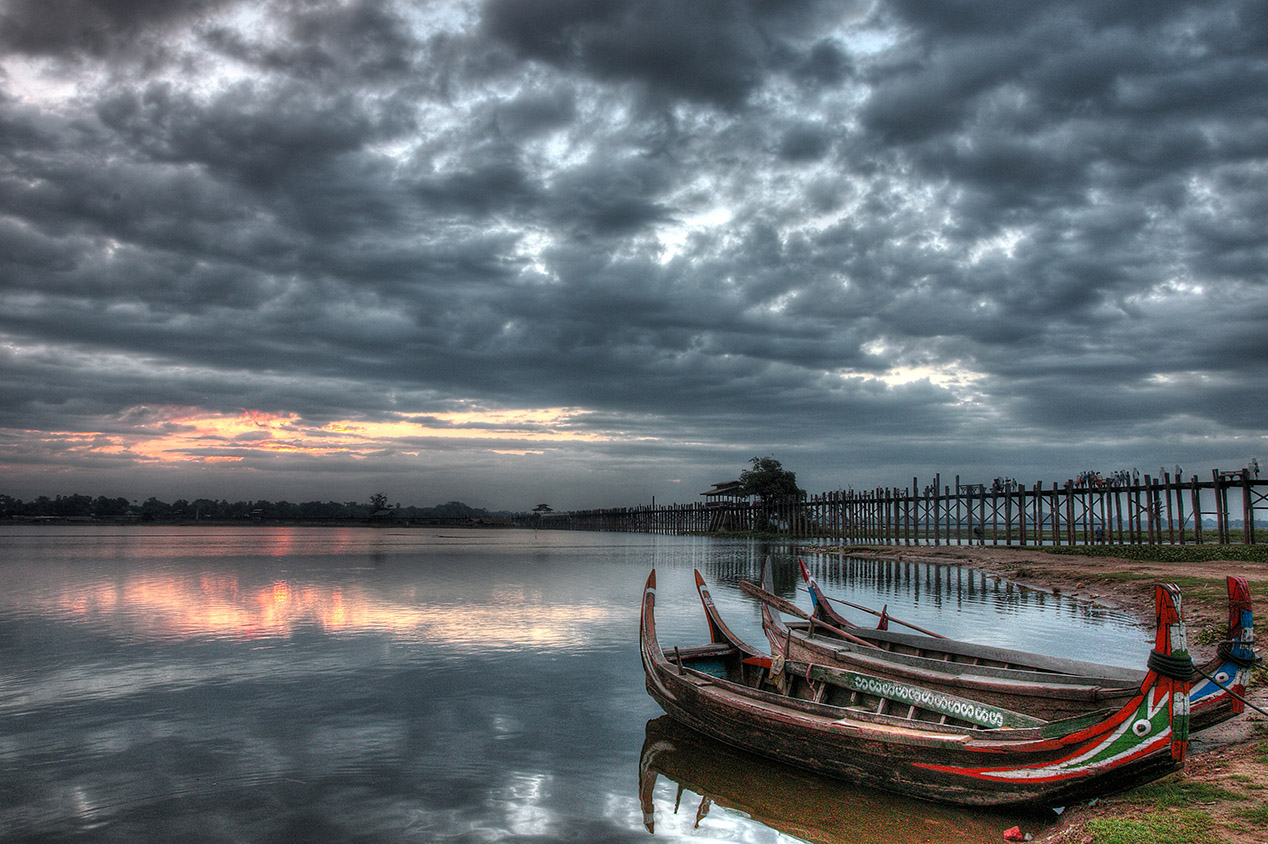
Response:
[[779, 619, 1142, 694]]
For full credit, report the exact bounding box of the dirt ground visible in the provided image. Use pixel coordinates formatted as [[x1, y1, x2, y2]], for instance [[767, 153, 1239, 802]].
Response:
[[820, 545, 1268, 844]]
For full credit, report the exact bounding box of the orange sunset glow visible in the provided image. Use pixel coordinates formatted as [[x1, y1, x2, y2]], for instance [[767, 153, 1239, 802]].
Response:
[[36, 405, 621, 466]]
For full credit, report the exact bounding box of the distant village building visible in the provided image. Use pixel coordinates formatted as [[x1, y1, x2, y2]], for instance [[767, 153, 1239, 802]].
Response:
[[700, 480, 746, 504], [700, 480, 749, 531]]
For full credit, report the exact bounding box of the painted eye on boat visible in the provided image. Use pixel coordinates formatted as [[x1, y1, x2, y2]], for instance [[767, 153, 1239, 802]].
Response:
[[1215, 671, 1231, 684], [1131, 719, 1152, 737]]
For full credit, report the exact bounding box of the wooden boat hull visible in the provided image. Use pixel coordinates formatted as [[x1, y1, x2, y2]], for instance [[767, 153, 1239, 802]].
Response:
[[762, 561, 1255, 729], [639, 715, 1021, 843], [1190, 575, 1257, 731], [641, 570, 1191, 809]]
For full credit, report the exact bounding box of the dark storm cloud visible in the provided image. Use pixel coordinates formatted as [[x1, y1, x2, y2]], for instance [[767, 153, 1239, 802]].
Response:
[[778, 124, 833, 162], [0, 0, 1265, 508], [545, 158, 674, 236], [0, 0, 230, 58], [481, 0, 855, 109]]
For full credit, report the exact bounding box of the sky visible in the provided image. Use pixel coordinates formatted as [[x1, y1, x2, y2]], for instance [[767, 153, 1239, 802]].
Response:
[[1, 0, 1266, 512]]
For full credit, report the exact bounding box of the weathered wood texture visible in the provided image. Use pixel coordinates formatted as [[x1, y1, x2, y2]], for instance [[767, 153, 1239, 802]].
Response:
[[526, 469, 1267, 545]]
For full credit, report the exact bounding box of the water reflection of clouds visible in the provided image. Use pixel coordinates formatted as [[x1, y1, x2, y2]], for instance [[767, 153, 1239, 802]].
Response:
[[39, 571, 608, 649], [489, 772, 554, 837], [629, 784, 784, 843]]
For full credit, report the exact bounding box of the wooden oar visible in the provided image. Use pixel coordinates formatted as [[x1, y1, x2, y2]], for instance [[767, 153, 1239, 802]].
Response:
[[803, 586, 946, 638], [795, 557, 945, 638], [738, 581, 877, 649]]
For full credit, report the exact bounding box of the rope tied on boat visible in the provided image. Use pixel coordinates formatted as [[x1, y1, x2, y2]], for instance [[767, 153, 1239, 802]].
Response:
[[1147, 649, 1196, 682], [1216, 640, 1262, 669], [803, 663, 828, 699]]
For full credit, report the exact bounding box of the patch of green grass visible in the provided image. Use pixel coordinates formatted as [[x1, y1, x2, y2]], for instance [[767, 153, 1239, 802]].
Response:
[[1193, 625, 1223, 646], [1122, 779, 1240, 808], [1076, 571, 1224, 595], [1236, 802, 1268, 826], [1085, 809, 1215, 844]]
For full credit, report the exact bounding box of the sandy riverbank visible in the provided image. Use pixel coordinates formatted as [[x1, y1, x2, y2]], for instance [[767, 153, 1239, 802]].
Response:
[[809, 545, 1268, 844]]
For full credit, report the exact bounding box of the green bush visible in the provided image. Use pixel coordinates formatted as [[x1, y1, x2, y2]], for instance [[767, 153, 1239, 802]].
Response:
[[1041, 545, 1268, 564]]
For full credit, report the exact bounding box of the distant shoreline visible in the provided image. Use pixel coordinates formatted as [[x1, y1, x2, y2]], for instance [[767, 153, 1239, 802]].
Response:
[[1, 518, 518, 528]]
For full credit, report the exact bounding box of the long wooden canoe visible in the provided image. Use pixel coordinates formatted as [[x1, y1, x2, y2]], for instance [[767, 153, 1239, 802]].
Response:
[[757, 559, 1255, 729], [641, 569, 1192, 808]]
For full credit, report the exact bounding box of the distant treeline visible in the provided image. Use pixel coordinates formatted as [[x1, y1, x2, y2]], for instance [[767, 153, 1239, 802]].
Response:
[[0, 493, 512, 522]]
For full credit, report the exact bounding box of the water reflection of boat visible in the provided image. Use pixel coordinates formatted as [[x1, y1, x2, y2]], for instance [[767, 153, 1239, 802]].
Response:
[[639, 715, 1025, 843], [756, 559, 1256, 730], [640, 569, 1192, 808]]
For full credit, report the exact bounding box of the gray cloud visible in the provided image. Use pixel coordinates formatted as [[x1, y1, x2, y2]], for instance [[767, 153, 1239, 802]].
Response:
[[481, 0, 856, 110], [0, 0, 232, 58], [0, 0, 1265, 509]]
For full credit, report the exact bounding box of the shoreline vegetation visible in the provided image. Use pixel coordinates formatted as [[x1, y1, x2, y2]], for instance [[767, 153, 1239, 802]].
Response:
[[3, 517, 516, 528], [0, 493, 513, 524]]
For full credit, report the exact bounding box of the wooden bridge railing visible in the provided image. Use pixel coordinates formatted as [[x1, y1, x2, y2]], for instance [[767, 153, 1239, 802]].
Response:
[[524, 469, 1267, 545]]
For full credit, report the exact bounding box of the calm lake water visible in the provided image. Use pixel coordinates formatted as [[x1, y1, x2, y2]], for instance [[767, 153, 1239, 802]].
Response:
[[0, 527, 1150, 843]]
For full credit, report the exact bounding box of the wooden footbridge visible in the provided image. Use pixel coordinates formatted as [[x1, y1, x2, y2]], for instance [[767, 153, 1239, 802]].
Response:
[[526, 468, 1267, 545]]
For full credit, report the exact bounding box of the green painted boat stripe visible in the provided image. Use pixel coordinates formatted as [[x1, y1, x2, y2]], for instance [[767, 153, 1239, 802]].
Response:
[[1038, 706, 1117, 738]]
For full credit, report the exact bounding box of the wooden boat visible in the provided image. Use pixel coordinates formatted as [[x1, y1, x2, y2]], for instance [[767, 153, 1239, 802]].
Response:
[[641, 569, 1192, 808], [1190, 576, 1259, 729], [639, 715, 1023, 843], [755, 559, 1255, 729]]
